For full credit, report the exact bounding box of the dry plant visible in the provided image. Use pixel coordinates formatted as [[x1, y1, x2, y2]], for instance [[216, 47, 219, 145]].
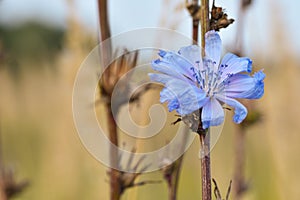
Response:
[[0, 124, 28, 200], [97, 1, 156, 199]]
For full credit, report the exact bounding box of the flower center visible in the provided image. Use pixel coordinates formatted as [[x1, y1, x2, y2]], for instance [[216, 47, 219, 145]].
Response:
[[192, 59, 232, 97]]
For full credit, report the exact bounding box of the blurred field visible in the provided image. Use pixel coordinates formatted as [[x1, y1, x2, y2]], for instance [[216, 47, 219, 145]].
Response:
[[1, 1, 300, 200]]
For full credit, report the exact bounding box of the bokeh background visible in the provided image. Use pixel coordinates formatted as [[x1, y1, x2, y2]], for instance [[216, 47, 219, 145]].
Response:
[[0, 0, 300, 199]]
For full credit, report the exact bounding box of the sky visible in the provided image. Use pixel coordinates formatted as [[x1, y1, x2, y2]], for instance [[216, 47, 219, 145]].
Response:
[[0, 0, 299, 55]]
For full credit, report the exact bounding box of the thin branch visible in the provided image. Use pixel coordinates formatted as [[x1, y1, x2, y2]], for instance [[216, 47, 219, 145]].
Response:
[[160, 125, 190, 200], [97, 1, 121, 200], [199, 131, 211, 200], [98, 0, 112, 80], [106, 102, 122, 200], [186, 0, 201, 43], [98, 0, 111, 42], [212, 179, 222, 200], [212, 178, 232, 200], [200, 0, 210, 56], [226, 180, 232, 200], [131, 180, 162, 188], [199, 0, 211, 199], [165, 156, 184, 200]]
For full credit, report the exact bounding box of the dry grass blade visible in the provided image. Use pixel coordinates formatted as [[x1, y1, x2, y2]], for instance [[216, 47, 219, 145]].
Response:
[[225, 180, 232, 200], [212, 178, 232, 200], [213, 179, 222, 200]]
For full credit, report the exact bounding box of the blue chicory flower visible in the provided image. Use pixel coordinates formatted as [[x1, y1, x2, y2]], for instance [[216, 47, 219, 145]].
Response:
[[149, 31, 265, 129]]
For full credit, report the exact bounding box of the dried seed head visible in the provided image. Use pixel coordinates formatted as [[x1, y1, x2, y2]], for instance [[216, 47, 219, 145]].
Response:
[[100, 49, 138, 97], [210, 1, 235, 31], [108, 144, 157, 194], [1, 167, 29, 198]]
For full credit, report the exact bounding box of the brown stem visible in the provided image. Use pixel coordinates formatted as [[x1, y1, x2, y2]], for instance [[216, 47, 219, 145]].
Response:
[[165, 126, 190, 200], [167, 156, 184, 200], [199, 131, 211, 200], [193, 20, 199, 43], [98, 0, 111, 42], [199, 0, 211, 199], [98, 0, 112, 67], [106, 101, 122, 200], [98, 1, 121, 199], [200, 0, 210, 57], [192, 0, 200, 43]]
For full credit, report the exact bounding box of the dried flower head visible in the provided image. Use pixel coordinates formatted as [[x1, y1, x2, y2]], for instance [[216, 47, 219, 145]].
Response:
[[100, 49, 138, 97], [210, 0, 235, 31]]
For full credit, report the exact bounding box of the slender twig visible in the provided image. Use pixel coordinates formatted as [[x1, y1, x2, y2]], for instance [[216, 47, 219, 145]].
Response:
[[98, 0, 111, 42], [199, 130, 211, 200], [199, 0, 211, 199], [97, 1, 121, 200], [106, 102, 122, 200], [167, 157, 183, 200], [98, 0, 112, 70], [165, 126, 189, 200], [212, 179, 222, 200], [163, 0, 203, 195], [200, 0, 210, 56], [186, 0, 200, 43], [213, 178, 232, 200], [192, 0, 200, 43]]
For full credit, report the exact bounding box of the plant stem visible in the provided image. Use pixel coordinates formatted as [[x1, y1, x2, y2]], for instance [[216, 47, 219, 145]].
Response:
[[167, 156, 184, 200], [199, 131, 211, 200], [200, 0, 210, 56], [199, 0, 211, 199], [165, 125, 190, 200], [98, 0, 112, 65], [98, 0, 111, 42], [192, 0, 200, 43], [106, 101, 122, 200], [98, 1, 121, 199]]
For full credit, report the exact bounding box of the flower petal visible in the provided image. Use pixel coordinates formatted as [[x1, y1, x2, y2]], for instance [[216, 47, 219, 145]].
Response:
[[219, 53, 252, 82], [216, 95, 247, 124], [160, 88, 179, 111], [201, 98, 224, 129], [149, 73, 193, 86], [223, 70, 265, 99], [154, 50, 199, 83], [161, 79, 208, 115], [205, 31, 222, 67], [178, 45, 203, 71], [151, 59, 197, 86]]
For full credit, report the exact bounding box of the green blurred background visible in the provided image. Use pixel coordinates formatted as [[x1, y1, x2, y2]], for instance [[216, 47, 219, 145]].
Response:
[[0, 0, 300, 199]]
